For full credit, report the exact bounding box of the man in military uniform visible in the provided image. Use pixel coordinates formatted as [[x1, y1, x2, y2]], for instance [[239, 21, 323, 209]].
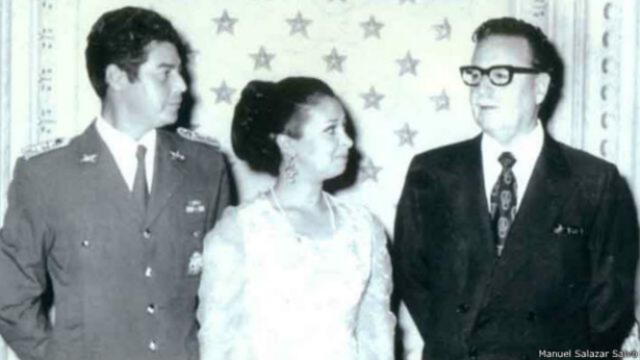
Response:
[[0, 7, 232, 360]]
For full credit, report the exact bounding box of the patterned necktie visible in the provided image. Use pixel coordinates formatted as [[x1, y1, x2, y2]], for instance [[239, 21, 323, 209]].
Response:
[[489, 152, 517, 257], [132, 145, 149, 213]]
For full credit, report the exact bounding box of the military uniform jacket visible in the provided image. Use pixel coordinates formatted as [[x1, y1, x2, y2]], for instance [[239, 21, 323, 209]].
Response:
[[393, 133, 639, 360], [0, 123, 232, 360]]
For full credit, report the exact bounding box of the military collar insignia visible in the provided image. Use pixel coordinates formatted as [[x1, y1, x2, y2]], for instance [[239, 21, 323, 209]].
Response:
[[170, 150, 186, 161], [80, 153, 98, 163], [22, 137, 70, 160], [177, 127, 220, 148]]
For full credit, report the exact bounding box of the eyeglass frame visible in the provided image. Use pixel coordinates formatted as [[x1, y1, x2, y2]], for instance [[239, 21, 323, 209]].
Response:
[[459, 65, 542, 87]]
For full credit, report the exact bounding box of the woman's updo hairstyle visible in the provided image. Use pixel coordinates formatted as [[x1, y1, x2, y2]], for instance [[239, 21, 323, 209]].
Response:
[[232, 77, 336, 176]]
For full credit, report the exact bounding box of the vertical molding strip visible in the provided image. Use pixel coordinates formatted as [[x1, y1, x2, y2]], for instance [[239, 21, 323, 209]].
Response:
[[0, 0, 11, 223], [570, 0, 587, 149]]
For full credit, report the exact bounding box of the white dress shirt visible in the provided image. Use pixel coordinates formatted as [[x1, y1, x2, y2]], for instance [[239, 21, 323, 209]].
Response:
[[481, 121, 544, 212], [95, 116, 157, 192]]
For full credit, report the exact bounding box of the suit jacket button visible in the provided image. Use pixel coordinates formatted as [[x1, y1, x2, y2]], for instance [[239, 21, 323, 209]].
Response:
[[148, 340, 157, 351], [81, 240, 90, 247], [143, 229, 151, 239], [527, 311, 537, 322], [468, 347, 478, 360], [457, 303, 470, 314]]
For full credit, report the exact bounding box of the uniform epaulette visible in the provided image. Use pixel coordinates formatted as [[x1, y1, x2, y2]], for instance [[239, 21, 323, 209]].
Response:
[[22, 137, 70, 160], [177, 127, 220, 148]]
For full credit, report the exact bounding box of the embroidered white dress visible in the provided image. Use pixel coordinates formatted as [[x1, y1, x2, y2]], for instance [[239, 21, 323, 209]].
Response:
[[197, 192, 395, 360]]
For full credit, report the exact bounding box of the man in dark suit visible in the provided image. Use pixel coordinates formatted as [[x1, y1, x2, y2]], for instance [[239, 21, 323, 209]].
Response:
[[0, 7, 232, 360], [393, 17, 638, 359]]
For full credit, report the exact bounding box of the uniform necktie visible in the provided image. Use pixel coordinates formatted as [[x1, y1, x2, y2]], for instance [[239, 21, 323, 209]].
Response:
[[132, 145, 149, 213], [490, 152, 517, 257]]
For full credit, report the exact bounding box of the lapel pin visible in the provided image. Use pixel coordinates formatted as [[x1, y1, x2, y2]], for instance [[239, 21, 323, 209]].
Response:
[[170, 150, 185, 161], [81, 153, 98, 163]]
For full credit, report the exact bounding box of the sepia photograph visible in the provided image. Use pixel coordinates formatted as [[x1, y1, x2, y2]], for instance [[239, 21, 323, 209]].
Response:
[[0, 0, 639, 359]]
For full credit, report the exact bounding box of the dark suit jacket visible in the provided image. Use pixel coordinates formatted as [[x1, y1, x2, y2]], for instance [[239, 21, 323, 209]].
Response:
[[393, 133, 638, 360], [0, 123, 232, 360]]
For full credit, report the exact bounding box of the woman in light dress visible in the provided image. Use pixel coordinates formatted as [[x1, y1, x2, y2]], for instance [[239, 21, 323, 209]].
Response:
[[197, 77, 395, 360]]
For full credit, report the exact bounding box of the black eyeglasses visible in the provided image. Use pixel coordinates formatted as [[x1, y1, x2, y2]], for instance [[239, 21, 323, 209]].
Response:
[[459, 65, 541, 86]]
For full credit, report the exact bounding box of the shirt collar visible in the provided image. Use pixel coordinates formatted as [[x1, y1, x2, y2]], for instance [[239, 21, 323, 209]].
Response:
[[95, 115, 157, 151], [481, 120, 544, 166]]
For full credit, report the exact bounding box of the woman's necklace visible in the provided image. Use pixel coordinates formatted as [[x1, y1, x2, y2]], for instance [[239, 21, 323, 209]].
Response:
[[269, 188, 337, 240]]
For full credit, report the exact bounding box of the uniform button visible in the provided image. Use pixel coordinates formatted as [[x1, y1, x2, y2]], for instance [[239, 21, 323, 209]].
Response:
[[81, 240, 90, 247], [143, 229, 151, 239], [147, 304, 155, 315], [148, 340, 157, 351], [144, 267, 153, 278], [192, 230, 201, 238]]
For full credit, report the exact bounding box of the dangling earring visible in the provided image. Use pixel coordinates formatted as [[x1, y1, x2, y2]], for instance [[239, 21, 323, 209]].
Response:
[[283, 153, 297, 183]]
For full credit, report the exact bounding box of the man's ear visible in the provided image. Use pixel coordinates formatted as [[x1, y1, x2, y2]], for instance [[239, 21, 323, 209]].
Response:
[[105, 64, 129, 91], [535, 72, 551, 105]]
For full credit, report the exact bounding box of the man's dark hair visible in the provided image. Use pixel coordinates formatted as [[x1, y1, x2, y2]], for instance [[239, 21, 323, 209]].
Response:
[[473, 17, 564, 124], [85, 7, 189, 99]]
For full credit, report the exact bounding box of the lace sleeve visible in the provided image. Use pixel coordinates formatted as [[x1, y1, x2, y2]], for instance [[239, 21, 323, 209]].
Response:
[[197, 207, 249, 360], [356, 213, 396, 360]]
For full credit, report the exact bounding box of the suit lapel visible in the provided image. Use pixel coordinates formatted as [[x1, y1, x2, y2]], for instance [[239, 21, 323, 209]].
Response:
[[74, 122, 145, 226], [455, 136, 496, 268], [490, 133, 575, 289], [145, 131, 185, 227], [452, 136, 499, 333]]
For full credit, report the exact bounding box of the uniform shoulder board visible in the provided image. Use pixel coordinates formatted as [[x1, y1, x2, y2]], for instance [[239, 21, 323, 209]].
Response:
[[22, 137, 70, 160], [177, 127, 220, 148]]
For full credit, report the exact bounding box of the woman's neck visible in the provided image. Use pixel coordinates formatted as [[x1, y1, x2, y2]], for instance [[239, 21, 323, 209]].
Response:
[[272, 177, 324, 210]]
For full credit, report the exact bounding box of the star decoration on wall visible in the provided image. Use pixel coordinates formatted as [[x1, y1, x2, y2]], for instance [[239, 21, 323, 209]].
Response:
[[359, 157, 383, 183], [210, 81, 236, 104], [360, 86, 384, 109], [361, 15, 384, 39], [212, 10, 238, 35], [430, 89, 450, 111], [395, 123, 418, 147], [397, 51, 420, 76], [286, 11, 312, 37], [250, 46, 275, 71], [323, 48, 347, 72], [432, 18, 451, 40]]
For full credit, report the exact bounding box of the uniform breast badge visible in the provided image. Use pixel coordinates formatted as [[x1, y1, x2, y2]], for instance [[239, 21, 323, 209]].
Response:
[[187, 251, 203, 276], [185, 200, 205, 214]]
